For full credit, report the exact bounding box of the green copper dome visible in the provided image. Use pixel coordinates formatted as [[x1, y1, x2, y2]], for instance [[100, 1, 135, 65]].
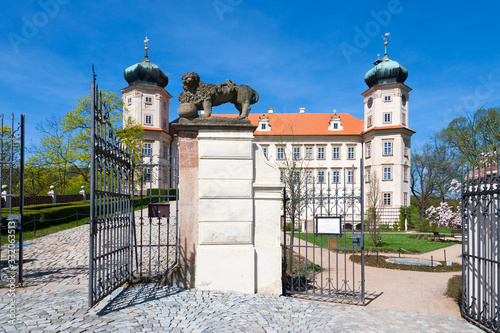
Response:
[[364, 53, 408, 88], [124, 56, 168, 88]]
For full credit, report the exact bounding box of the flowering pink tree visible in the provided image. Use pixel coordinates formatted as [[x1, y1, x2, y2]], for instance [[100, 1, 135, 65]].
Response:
[[426, 179, 462, 229]]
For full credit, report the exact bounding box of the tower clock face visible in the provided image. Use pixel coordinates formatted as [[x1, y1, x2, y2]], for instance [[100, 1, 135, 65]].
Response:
[[367, 97, 373, 109], [402, 94, 407, 106]]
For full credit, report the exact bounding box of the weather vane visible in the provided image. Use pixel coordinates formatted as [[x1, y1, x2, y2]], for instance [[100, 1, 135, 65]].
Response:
[[144, 36, 149, 57], [382, 32, 390, 54]]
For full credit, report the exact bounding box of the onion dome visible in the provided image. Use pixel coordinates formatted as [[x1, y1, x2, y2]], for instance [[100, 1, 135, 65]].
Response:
[[364, 41, 407, 88], [124, 37, 168, 88]]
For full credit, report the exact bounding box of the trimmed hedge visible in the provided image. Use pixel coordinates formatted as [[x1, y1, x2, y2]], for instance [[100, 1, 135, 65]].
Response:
[[145, 188, 177, 197]]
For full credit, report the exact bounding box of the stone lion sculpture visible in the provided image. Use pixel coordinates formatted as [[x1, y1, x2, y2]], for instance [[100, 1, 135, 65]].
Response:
[[178, 72, 259, 119]]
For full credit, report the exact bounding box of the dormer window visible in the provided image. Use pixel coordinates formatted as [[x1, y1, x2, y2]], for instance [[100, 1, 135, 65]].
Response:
[[328, 114, 343, 131], [258, 115, 271, 131]]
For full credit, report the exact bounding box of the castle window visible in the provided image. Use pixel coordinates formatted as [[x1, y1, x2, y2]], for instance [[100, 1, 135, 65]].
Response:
[[347, 146, 355, 159], [383, 112, 392, 124], [293, 147, 301, 160], [305, 147, 313, 159], [306, 171, 313, 183], [277, 147, 284, 160], [127, 97, 132, 104], [262, 147, 268, 158], [383, 192, 392, 206], [383, 167, 392, 181], [404, 166, 409, 182], [384, 95, 392, 102], [332, 170, 340, 183], [143, 143, 152, 156], [347, 170, 354, 184], [144, 168, 152, 182], [317, 147, 325, 160], [366, 143, 371, 158], [145, 114, 152, 125], [404, 141, 410, 156], [383, 141, 393, 156], [332, 146, 341, 160], [261, 123, 267, 130], [367, 115, 373, 128], [365, 168, 371, 182], [402, 113, 407, 126], [145, 96, 152, 104], [318, 171, 325, 183]]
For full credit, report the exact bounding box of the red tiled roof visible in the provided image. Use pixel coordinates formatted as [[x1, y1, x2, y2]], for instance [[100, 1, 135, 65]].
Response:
[[214, 113, 364, 136], [362, 125, 416, 135]]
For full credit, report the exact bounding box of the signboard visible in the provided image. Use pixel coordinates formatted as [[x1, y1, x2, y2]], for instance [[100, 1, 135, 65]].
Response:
[[315, 216, 342, 235]]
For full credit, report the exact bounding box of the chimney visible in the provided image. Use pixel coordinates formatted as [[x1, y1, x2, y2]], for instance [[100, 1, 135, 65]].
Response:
[[299, 107, 305, 113], [268, 108, 274, 114]]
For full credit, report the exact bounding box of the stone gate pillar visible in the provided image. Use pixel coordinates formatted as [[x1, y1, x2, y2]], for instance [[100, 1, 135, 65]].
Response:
[[173, 118, 282, 294]]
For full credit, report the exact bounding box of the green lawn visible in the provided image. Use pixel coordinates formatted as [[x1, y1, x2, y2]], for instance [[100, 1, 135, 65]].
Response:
[[292, 232, 458, 253]]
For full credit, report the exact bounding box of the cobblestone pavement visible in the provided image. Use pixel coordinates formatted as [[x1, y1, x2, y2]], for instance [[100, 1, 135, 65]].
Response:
[[1, 286, 481, 332], [0, 214, 482, 332]]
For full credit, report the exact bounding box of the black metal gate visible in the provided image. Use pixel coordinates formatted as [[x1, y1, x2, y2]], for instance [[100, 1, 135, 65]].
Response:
[[89, 72, 134, 307], [0, 114, 25, 286], [462, 164, 500, 332], [89, 71, 179, 307], [282, 162, 365, 303], [133, 151, 179, 282]]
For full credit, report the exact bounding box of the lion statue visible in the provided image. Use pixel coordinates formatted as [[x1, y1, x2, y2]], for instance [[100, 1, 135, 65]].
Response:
[[178, 72, 259, 119]]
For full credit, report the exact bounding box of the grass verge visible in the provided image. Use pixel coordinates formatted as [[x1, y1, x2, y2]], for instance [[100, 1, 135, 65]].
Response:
[[351, 254, 461, 272], [292, 232, 458, 253]]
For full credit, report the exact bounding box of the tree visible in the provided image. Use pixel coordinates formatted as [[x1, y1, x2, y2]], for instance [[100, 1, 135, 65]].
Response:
[[28, 90, 141, 194], [366, 172, 381, 246], [278, 136, 310, 232], [411, 145, 438, 220], [440, 107, 500, 167]]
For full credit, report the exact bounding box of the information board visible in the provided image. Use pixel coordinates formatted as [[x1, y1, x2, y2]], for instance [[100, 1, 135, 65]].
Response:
[[315, 216, 342, 235]]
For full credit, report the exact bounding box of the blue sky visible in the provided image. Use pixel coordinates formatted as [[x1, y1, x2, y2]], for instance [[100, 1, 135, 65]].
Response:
[[2, 0, 500, 150]]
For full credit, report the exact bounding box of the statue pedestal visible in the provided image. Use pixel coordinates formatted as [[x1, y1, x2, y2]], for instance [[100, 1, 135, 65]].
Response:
[[174, 118, 282, 294]]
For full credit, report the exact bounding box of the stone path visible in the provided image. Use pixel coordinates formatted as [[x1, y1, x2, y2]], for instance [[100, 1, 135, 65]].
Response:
[[0, 224, 481, 332], [1, 286, 481, 332]]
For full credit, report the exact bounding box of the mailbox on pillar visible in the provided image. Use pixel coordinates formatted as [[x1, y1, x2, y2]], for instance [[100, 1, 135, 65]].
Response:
[[148, 203, 170, 218]]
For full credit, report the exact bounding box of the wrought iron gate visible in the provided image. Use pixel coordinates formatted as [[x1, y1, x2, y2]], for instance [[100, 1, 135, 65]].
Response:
[[282, 162, 365, 304], [0, 114, 25, 286], [89, 71, 179, 306], [462, 164, 500, 332], [134, 151, 179, 282], [89, 72, 134, 307]]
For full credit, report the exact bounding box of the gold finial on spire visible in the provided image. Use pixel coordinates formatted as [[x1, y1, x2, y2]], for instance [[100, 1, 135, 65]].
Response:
[[144, 36, 149, 57], [382, 32, 390, 55]]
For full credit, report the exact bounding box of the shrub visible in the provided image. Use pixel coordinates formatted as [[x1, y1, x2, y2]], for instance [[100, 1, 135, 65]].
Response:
[[447, 274, 462, 307]]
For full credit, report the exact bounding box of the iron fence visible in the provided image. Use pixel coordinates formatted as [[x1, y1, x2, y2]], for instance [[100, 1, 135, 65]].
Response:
[[0, 114, 24, 286], [462, 163, 500, 332], [282, 162, 365, 304]]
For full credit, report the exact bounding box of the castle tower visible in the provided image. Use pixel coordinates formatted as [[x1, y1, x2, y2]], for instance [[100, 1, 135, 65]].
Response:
[[362, 37, 415, 210], [120, 37, 173, 190]]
